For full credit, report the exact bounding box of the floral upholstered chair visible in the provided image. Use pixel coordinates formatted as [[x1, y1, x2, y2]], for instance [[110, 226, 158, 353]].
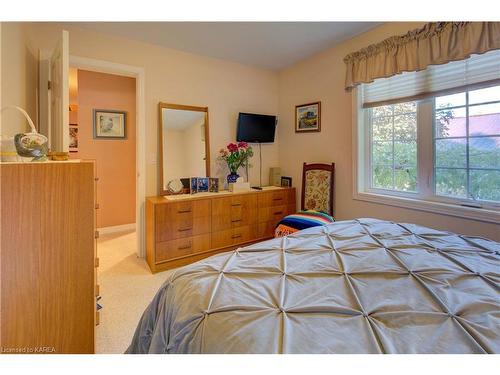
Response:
[[275, 163, 335, 237]]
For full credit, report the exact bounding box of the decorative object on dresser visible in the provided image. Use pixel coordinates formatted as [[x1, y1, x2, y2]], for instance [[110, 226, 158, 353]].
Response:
[[281, 176, 292, 187], [295, 101, 321, 133], [145, 187, 296, 273], [159, 102, 210, 196], [69, 124, 78, 152], [1, 161, 99, 353], [218, 142, 253, 184], [269, 167, 281, 187], [93, 109, 127, 139], [209, 177, 219, 192]]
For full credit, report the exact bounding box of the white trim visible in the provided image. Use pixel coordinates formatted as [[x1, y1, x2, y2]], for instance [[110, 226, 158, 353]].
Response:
[[353, 191, 500, 224], [98, 223, 136, 235], [69, 55, 146, 258]]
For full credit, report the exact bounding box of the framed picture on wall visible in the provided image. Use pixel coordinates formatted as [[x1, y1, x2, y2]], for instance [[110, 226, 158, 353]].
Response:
[[295, 101, 321, 133], [69, 124, 78, 152], [93, 109, 127, 139]]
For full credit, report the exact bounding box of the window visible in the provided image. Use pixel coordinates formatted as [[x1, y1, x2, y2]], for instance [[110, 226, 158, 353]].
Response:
[[358, 84, 500, 223], [434, 87, 500, 202]]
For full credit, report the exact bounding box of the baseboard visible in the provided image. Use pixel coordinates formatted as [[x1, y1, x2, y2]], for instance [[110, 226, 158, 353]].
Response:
[[98, 223, 136, 235]]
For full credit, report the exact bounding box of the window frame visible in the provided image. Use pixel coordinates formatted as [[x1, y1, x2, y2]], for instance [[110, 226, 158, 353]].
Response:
[[352, 87, 500, 224]]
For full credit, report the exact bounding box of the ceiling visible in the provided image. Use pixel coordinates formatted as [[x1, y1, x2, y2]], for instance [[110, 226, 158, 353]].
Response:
[[77, 22, 381, 70]]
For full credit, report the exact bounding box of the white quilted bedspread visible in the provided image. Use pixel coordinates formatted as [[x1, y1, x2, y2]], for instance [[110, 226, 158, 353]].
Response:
[[127, 218, 500, 353]]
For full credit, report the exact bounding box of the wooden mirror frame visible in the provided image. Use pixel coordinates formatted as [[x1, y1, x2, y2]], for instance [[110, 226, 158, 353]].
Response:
[[158, 102, 211, 196]]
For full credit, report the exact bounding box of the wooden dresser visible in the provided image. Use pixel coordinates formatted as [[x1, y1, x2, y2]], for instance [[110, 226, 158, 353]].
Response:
[[146, 187, 296, 273], [1, 161, 99, 354]]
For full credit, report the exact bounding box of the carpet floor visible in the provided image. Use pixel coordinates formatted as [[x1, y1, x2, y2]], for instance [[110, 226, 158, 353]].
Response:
[[95, 230, 174, 354]]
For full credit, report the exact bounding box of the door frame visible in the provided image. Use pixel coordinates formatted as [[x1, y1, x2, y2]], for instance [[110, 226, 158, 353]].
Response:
[[69, 55, 146, 258]]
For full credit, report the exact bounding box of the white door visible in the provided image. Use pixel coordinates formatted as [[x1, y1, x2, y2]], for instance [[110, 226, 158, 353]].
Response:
[[49, 30, 69, 152]]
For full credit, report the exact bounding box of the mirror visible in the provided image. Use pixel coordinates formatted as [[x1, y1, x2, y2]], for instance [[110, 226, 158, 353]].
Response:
[[159, 103, 210, 195]]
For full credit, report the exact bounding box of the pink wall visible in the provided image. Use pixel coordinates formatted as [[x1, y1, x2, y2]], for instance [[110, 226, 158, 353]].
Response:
[[73, 70, 136, 228]]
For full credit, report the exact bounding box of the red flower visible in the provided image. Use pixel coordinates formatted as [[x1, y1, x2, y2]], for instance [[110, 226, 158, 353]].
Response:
[[237, 141, 248, 149], [227, 143, 238, 153]]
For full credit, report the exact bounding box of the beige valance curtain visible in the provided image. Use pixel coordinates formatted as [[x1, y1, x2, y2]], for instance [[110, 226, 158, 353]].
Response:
[[344, 22, 500, 91]]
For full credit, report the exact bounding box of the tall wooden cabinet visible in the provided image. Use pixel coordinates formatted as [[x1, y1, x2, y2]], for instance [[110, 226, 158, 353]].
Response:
[[146, 187, 296, 273], [1, 161, 98, 354]]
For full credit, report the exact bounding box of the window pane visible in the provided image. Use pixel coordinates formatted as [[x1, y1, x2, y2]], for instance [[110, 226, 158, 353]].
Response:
[[394, 113, 417, 140], [470, 169, 500, 201], [435, 168, 467, 198], [469, 85, 500, 105], [469, 103, 500, 136], [394, 141, 417, 166], [372, 116, 392, 141], [435, 138, 467, 168], [435, 92, 466, 109], [395, 167, 417, 192], [435, 107, 466, 138], [373, 165, 393, 189], [393, 102, 417, 114], [372, 105, 393, 118], [469, 137, 500, 169], [372, 141, 392, 165]]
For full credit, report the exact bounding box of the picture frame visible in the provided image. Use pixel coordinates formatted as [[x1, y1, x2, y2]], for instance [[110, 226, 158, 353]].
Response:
[[190, 177, 198, 194], [281, 176, 292, 187], [209, 177, 219, 193], [69, 124, 78, 152], [93, 109, 127, 139], [197, 177, 209, 193], [295, 101, 321, 133]]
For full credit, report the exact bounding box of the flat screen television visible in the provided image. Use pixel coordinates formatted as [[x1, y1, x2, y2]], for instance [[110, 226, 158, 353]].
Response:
[[236, 112, 276, 143]]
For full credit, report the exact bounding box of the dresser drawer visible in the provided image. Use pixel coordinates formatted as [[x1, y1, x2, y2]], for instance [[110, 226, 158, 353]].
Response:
[[256, 220, 281, 239], [212, 194, 257, 231], [258, 190, 288, 207], [156, 234, 211, 263], [156, 200, 211, 241], [258, 204, 290, 223], [211, 225, 256, 249]]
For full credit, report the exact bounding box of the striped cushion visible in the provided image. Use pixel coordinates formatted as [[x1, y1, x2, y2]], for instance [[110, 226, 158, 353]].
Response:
[[274, 210, 335, 237]]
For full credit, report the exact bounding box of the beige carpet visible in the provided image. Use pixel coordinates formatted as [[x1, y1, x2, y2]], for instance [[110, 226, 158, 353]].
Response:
[[95, 230, 174, 354]]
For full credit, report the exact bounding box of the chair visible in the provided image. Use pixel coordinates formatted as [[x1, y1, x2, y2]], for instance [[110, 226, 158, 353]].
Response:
[[275, 162, 335, 237]]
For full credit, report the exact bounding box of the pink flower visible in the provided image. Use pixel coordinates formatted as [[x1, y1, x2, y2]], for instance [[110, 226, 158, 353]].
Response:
[[237, 141, 248, 149], [227, 143, 238, 153]]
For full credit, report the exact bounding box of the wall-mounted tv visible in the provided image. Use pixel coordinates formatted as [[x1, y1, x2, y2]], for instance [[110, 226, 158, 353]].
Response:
[[236, 112, 277, 143]]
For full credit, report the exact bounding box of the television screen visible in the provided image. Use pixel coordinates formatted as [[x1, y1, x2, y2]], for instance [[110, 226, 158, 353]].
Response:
[[236, 112, 276, 143]]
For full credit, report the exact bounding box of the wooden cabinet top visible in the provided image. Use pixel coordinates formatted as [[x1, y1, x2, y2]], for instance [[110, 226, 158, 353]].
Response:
[[147, 186, 295, 204]]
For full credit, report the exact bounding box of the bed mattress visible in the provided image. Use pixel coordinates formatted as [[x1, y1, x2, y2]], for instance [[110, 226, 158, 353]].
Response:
[[127, 218, 500, 354]]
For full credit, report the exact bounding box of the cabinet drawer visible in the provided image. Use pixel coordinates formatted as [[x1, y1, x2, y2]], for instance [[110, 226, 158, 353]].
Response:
[[258, 204, 289, 223], [258, 190, 288, 207], [212, 194, 257, 231], [211, 225, 256, 249], [156, 234, 211, 263], [156, 201, 211, 241], [256, 220, 281, 239]]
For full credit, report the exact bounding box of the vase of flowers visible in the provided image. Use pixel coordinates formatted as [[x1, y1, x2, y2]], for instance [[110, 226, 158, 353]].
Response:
[[219, 142, 253, 184]]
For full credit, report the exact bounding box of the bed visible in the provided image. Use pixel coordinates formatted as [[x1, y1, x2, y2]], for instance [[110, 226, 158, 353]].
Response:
[[126, 218, 500, 354]]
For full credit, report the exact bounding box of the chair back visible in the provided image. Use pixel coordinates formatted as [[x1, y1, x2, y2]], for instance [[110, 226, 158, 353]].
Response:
[[301, 162, 335, 216]]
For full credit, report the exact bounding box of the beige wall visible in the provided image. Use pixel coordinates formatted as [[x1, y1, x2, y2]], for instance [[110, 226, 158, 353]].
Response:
[[278, 22, 500, 241], [0, 22, 37, 137], [21, 22, 280, 197], [75, 69, 136, 228]]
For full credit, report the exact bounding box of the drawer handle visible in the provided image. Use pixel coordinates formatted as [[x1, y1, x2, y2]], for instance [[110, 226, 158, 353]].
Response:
[[178, 243, 192, 250], [95, 203, 100, 209], [273, 197, 283, 201], [94, 177, 100, 182], [95, 230, 100, 239], [273, 211, 283, 215], [231, 234, 242, 239], [231, 219, 242, 223], [178, 209, 192, 213], [231, 203, 242, 207], [178, 227, 193, 232]]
